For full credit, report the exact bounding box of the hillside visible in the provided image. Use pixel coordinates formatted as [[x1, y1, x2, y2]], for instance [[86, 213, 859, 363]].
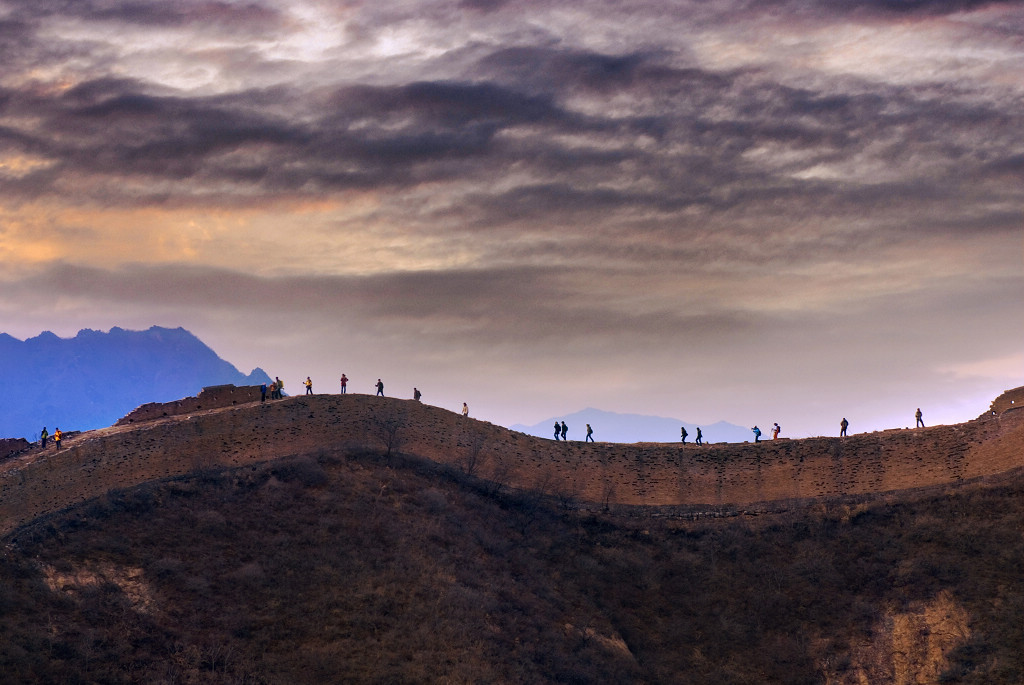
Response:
[[0, 326, 270, 441], [3, 419, 1024, 682], [1, 386, 1024, 683]]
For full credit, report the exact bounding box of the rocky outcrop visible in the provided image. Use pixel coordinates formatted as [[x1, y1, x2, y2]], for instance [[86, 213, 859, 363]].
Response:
[[2, 387, 1024, 537]]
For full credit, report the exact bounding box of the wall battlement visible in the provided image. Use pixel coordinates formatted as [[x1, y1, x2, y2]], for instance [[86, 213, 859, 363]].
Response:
[[116, 384, 264, 425]]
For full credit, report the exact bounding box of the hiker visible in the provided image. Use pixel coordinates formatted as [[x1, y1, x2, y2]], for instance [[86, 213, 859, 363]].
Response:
[[304, 377, 313, 395], [752, 425, 761, 443], [840, 417, 848, 437], [695, 427, 702, 446], [772, 423, 781, 440], [40, 427, 48, 449], [462, 402, 469, 417], [586, 424, 594, 442], [274, 377, 283, 399], [561, 421, 568, 441], [340, 374, 348, 394], [414, 388, 422, 401], [554, 422, 561, 441], [54, 428, 62, 450], [260, 383, 267, 402], [376, 379, 384, 396], [680, 426, 688, 444], [915, 408, 924, 428]]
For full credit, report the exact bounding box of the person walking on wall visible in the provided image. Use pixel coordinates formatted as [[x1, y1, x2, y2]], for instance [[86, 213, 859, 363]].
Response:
[[414, 388, 422, 401], [752, 425, 761, 443], [772, 422, 781, 440], [340, 374, 348, 394], [462, 402, 469, 417], [585, 424, 594, 442], [304, 377, 313, 395], [915, 408, 924, 428], [695, 427, 702, 446], [554, 422, 561, 441], [680, 426, 688, 444], [54, 428, 62, 450], [840, 417, 848, 437], [376, 379, 384, 396]]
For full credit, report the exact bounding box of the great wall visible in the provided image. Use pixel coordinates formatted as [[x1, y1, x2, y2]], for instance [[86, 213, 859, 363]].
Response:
[[2, 385, 1023, 537]]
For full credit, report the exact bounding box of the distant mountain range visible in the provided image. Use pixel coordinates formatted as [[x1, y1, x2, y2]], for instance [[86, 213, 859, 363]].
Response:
[[1, 326, 270, 440], [511, 408, 752, 444]]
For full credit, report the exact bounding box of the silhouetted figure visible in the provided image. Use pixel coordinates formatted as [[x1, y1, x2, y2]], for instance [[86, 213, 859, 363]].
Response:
[[376, 379, 384, 396], [561, 421, 568, 441], [414, 388, 421, 401], [340, 374, 348, 394], [752, 425, 761, 443], [40, 427, 48, 449], [680, 426, 688, 443], [586, 424, 594, 442], [462, 402, 469, 417], [554, 422, 561, 441], [260, 383, 267, 403], [915, 408, 924, 428], [840, 417, 848, 437], [695, 427, 702, 446], [304, 376, 313, 395], [273, 377, 283, 400], [772, 422, 780, 440], [54, 428, 62, 450]]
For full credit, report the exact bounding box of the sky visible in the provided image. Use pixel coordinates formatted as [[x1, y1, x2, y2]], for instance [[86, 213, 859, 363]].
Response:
[[0, 0, 1022, 439]]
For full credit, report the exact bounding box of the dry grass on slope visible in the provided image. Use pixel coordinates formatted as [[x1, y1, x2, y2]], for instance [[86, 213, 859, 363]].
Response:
[[4, 447, 1024, 684]]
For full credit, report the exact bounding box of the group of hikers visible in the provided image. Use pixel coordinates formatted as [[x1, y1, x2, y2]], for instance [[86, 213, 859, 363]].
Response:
[[260, 374, 471, 418], [36, 426, 63, 450], [553, 421, 596, 442], [37, 372, 930, 450], [751, 409, 925, 443]]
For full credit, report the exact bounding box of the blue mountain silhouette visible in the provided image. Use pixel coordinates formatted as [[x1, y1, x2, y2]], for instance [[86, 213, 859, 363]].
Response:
[[1, 326, 270, 440]]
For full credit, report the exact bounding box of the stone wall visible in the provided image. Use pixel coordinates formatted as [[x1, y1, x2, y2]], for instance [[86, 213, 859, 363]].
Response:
[[0, 438, 30, 462], [990, 387, 1024, 415], [2, 388, 1024, 537], [116, 384, 264, 425]]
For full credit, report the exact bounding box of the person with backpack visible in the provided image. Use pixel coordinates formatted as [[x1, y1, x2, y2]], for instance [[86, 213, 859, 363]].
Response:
[[695, 427, 703, 446], [40, 427, 49, 449], [680, 426, 688, 443], [840, 417, 849, 437], [772, 423, 781, 440], [554, 421, 561, 441], [752, 425, 762, 443], [304, 377, 313, 395], [585, 424, 594, 442], [561, 421, 568, 441], [54, 428, 63, 450]]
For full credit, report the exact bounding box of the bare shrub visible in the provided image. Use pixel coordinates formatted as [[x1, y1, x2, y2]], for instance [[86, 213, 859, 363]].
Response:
[[371, 408, 407, 460]]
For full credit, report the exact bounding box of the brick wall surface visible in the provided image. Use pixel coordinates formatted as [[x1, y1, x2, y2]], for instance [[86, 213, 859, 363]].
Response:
[[2, 387, 1023, 537]]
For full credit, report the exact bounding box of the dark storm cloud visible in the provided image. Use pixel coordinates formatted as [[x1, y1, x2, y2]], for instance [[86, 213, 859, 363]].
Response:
[[7, 262, 757, 348], [813, 0, 1024, 16], [3, 0, 283, 29], [0, 10, 1019, 263]]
